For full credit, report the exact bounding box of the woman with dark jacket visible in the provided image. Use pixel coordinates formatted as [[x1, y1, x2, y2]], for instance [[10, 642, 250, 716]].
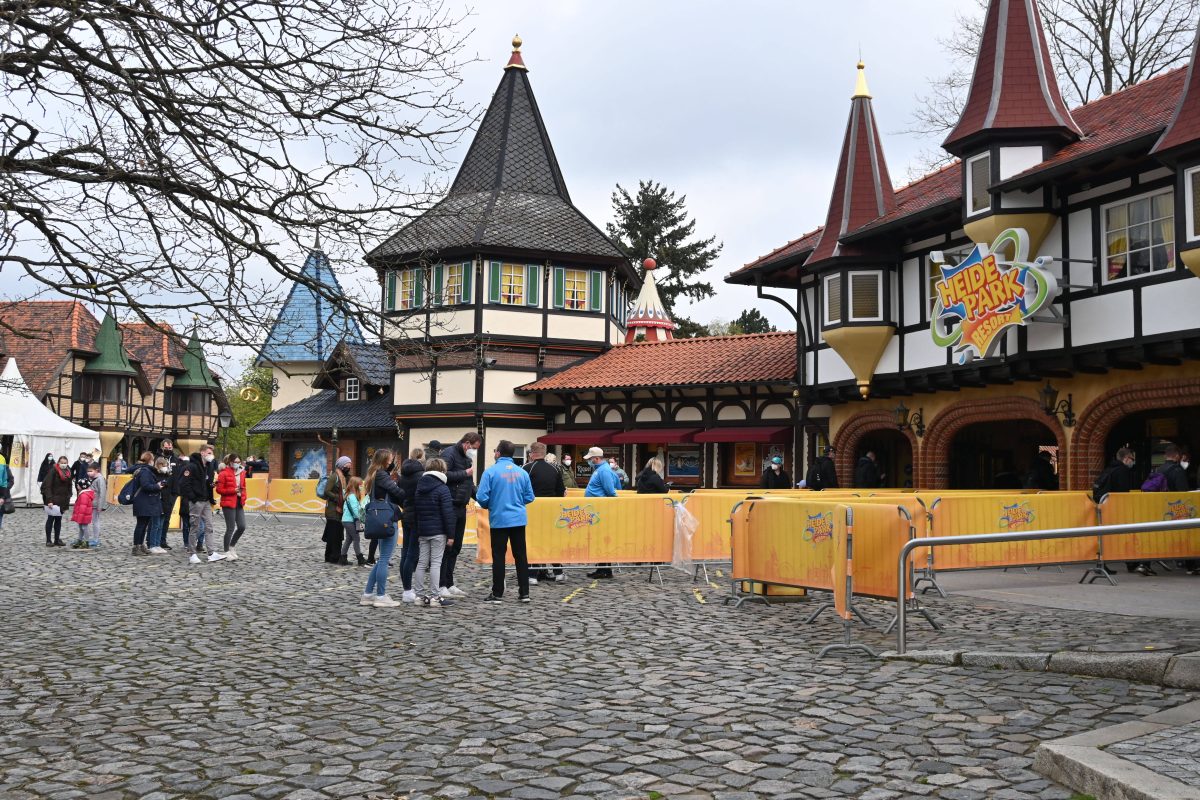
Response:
[[37, 453, 55, 484], [635, 457, 669, 494], [41, 455, 73, 546], [321, 456, 351, 564], [395, 448, 425, 602], [130, 452, 164, 556], [360, 449, 405, 608], [413, 458, 455, 607]]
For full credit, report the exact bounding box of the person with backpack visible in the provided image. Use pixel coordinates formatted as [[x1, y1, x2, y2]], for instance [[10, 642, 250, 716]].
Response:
[[413, 457, 456, 607], [1091, 447, 1136, 576], [1132, 443, 1190, 576], [438, 432, 480, 600], [128, 452, 164, 557], [396, 448, 425, 601], [806, 447, 839, 491], [360, 448, 405, 608], [320, 456, 351, 564], [41, 455, 72, 547], [339, 475, 367, 567]]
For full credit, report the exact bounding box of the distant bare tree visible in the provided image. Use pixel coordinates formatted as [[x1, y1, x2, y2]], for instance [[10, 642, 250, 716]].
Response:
[[905, 0, 1197, 176], [0, 0, 475, 355]]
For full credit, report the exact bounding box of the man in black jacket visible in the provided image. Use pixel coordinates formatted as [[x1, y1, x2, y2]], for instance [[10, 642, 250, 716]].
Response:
[[524, 442, 565, 582], [806, 447, 839, 490], [854, 451, 883, 489], [760, 456, 791, 489], [438, 432, 481, 597]]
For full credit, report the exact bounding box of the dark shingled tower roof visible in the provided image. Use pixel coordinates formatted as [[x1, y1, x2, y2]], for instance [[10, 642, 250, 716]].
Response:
[[366, 37, 625, 265]]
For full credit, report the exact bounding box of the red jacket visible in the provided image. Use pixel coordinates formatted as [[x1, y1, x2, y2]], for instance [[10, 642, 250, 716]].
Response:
[[71, 489, 96, 524], [215, 467, 245, 509]]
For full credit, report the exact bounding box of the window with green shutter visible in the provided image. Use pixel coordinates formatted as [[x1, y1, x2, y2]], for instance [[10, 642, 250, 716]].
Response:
[[526, 265, 540, 307], [432, 264, 444, 306], [414, 267, 425, 308], [461, 261, 473, 303], [588, 270, 603, 312], [385, 271, 396, 311], [489, 261, 501, 303], [552, 267, 565, 308]]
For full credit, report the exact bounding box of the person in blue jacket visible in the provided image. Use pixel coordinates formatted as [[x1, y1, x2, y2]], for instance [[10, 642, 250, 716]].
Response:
[[476, 440, 535, 604], [583, 446, 620, 579]]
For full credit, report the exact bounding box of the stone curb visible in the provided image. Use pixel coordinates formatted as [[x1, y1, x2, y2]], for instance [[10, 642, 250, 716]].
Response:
[[1032, 699, 1200, 800], [880, 648, 1200, 689]]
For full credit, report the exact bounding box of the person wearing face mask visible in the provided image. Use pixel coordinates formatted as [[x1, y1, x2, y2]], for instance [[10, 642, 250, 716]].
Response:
[[145, 457, 173, 553], [1091, 447, 1137, 576], [129, 452, 164, 556], [584, 446, 620, 579], [179, 448, 223, 563], [608, 458, 630, 489], [216, 453, 249, 560], [552, 452, 577, 489], [437, 432, 481, 599], [71, 451, 92, 487], [321, 455, 352, 564], [41, 455, 73, 546], [761, 456, 792, 490], [38, 453, 55, 484]]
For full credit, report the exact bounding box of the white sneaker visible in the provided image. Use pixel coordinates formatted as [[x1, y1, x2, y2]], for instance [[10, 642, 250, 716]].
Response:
[[149, 547, 167, 554], [428, 596, 443, 608], [359, 593, 376, 606], [207, 552, 226, 562], [439, 587, 453, 599], [555, 574, 565, 583], [225, 549, 238, 561], [188, 554, 201, 565], [448, 585, 467, 597], [528, 577, 539, 586], [372, 594, 401, 608], [401, 590, 416, 604]]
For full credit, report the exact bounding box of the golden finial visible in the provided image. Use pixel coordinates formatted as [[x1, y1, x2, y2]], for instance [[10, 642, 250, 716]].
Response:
[[506, 34, 527, 70], [853, 60, 871, 99], [512, 34, 522, 52]]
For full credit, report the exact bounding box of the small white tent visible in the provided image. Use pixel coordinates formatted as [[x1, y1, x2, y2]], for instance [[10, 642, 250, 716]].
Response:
[[0, 359, 101, 504]]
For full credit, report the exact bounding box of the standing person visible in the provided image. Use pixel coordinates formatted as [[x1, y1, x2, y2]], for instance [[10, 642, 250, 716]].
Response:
[[340, 476, 366, 567], [413, 457, 455, 607], [583, 446, 620, 579], [69, 474, 98, 549], [71, 452, 91, 486], [191, 444, 222, 560], [129, 452, 164, 557], [438, 432, 481, 599], [760, 456, 792, 490], [171, 451, 192, 554], [558, 453, 578, 489], [41, 455, 72, 547], [146, 457, 172, 553], [477, 441, 535, 604], [0, 454, 9, 534], [110, 452, 128, 475], [396, 448, 425, 602], [37, 453, 55, 484], [608, 457, 630, 489], [216, 453, 248, 560], [1024, 450, 1059, 490], [157, 448, 184, 551], [86, 461, 107, 548], [854, 451, 882, 489], [1134, 444, 1191, 576], [806, 447, 839, 491], [179, 450, 221, 563], [524, 443, 565, 583], [321, 456, 351, 564], [636, 457, 669, 494], [1092, 447, 1137, 576], [360, 448, 405, 608]]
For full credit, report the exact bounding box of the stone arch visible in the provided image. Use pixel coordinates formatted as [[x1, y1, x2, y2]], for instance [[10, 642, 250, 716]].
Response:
[[1068, 377, 1200, 490], [919, 396, 1065, 489], [832, 410, 918, 483]]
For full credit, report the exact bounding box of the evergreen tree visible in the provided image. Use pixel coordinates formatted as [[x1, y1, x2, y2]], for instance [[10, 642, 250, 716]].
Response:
[[607, 180, 723, 314], [731, 308, 777, 334]]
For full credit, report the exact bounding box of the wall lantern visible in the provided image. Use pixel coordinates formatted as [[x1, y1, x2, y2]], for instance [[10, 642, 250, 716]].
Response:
[[1039, 382, 1075, 427], [894, 401, 925, 437]]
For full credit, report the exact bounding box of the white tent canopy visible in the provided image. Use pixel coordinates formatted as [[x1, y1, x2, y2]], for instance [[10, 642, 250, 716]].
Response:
[[0, 358, 101, 504]]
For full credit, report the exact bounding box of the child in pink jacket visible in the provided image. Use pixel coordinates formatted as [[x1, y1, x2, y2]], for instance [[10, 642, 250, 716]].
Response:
[[70, 481, 98, 549]]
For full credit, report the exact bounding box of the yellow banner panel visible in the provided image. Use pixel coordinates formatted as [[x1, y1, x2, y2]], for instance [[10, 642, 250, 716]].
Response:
[[1098, 493, 1200, 561], [267, 479, 326, 514], [926, 493, 1097, 569]]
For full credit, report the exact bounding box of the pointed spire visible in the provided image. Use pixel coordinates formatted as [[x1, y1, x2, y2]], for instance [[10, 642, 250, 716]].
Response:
[[625, 259, 675, 343], [82, 312, 137, 376], [943, 0, 1081, 156], [1152, 21, 1200, 158], [255, 248, 364, 366], [506, 34, 527, 71], [313, 228, 323, 253], [174, 330, 218, 389], [803, 61, 896, 268]]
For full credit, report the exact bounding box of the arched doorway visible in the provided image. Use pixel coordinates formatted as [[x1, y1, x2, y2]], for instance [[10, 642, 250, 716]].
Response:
[[833, 410, 918, 489], [949, 418, 1060, 489], [1102, 405, 1200, 488]]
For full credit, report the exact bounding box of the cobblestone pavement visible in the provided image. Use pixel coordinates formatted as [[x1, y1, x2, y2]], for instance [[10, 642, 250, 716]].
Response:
[[0, 508, 1195, 800], [1107, 719, 1200, 786]]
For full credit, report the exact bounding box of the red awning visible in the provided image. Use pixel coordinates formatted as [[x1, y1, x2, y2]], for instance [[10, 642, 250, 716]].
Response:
[[611, 428, 702, 444], [538, 429, 619, 445], [693, 426, 792, 444]]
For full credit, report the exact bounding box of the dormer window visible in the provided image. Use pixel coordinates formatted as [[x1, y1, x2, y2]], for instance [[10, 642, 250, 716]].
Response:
[[966, 152, 991, 216], [344, 377, 360, 401], [76, 375, 129, 404]]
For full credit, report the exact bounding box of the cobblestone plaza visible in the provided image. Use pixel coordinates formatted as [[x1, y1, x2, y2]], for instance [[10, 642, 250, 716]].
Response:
[[0, 509, 1196, 799]]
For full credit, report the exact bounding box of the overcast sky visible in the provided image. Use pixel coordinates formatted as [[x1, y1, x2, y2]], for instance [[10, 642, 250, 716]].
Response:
[[438, 0, 969, 330]]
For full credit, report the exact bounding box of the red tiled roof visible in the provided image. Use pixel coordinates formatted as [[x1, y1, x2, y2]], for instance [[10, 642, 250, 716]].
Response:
[[121, 323, 185, 388], [944, 0, 1081, 155], [519, 332, 797, 392], [851, 160, 962, 237], [1154, 28, 1200, 155], [734, 228, 824, 276], [0, 301, 100, 396]]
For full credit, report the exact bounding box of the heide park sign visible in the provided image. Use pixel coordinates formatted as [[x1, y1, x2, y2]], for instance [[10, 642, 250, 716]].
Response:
[[930, 228, 1059, 364]]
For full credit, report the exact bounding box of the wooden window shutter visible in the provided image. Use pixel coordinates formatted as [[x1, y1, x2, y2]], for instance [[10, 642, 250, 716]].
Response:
[[461, 262, 473, 303], [432, 264, 444, 306], [588, 271, 603, 312], [385, 271, 396, 311], [553, 267, 565, 308], [489, 261, 501, 303], [526, 265, 540, 306], [414, 267, 425, 308]]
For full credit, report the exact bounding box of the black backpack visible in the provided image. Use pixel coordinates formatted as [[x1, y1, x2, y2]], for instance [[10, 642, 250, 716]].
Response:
[[1091, 464, 1121, 502], [805, 462, 824, 491]]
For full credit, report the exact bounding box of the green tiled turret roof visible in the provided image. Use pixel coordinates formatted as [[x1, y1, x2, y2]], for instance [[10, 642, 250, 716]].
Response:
[[82, 312, 137, 376], [174, 330, 219, 389]]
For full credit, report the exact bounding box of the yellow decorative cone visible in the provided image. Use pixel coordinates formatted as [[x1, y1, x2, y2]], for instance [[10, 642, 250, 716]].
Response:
[[824, 326, 895, 399]]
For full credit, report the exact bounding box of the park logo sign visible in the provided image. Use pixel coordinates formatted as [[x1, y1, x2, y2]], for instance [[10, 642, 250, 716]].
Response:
[[930, 228, 1059, 364]]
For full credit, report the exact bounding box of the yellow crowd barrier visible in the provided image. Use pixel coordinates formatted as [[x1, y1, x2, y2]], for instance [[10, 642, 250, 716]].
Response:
[[266, 479, 325, 515], [1098, 492, 1200, 561], [243, 477, 269, 512], [731, 498, 842, 593], [476, 495, 676, 565], [107, 474, 131, 506]]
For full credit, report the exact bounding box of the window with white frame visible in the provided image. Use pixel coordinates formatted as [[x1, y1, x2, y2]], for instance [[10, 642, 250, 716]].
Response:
[[397, 268, 419, 310], [564, 268, 588, 310], [966, 152, 991, 216], [344, 377, 360, 401], [1187, 166, 1200, 243], [1102, 189, 1175, 283], [444, 263, 464, 304], [849, 271, 883, 321], [823, 274, 842, 326], [500, 262, 525, 305]]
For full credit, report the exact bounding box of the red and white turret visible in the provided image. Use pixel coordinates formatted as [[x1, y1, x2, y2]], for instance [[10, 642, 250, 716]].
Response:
[[625, 258, 676, 343]]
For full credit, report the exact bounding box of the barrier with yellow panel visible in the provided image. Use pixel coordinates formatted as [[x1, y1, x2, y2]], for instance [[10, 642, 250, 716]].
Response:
[[678, 493, 738, 562], [243, 477, 269, 512], [266, 479, 325, 514], [476, 495, 676, 565], [107, 474, 131, 506], [729, 498, 843, 593], [1097, 492, 1200, 561]]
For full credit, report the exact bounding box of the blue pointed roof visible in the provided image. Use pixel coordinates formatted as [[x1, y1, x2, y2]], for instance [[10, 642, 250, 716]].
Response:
[[255, 247, 364, 366]]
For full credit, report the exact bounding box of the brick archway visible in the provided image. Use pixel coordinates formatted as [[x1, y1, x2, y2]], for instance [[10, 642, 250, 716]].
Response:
[[918, 396, 1066, 489], [833, 410, 918, 485], [1068, 377, 1200, 490]]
